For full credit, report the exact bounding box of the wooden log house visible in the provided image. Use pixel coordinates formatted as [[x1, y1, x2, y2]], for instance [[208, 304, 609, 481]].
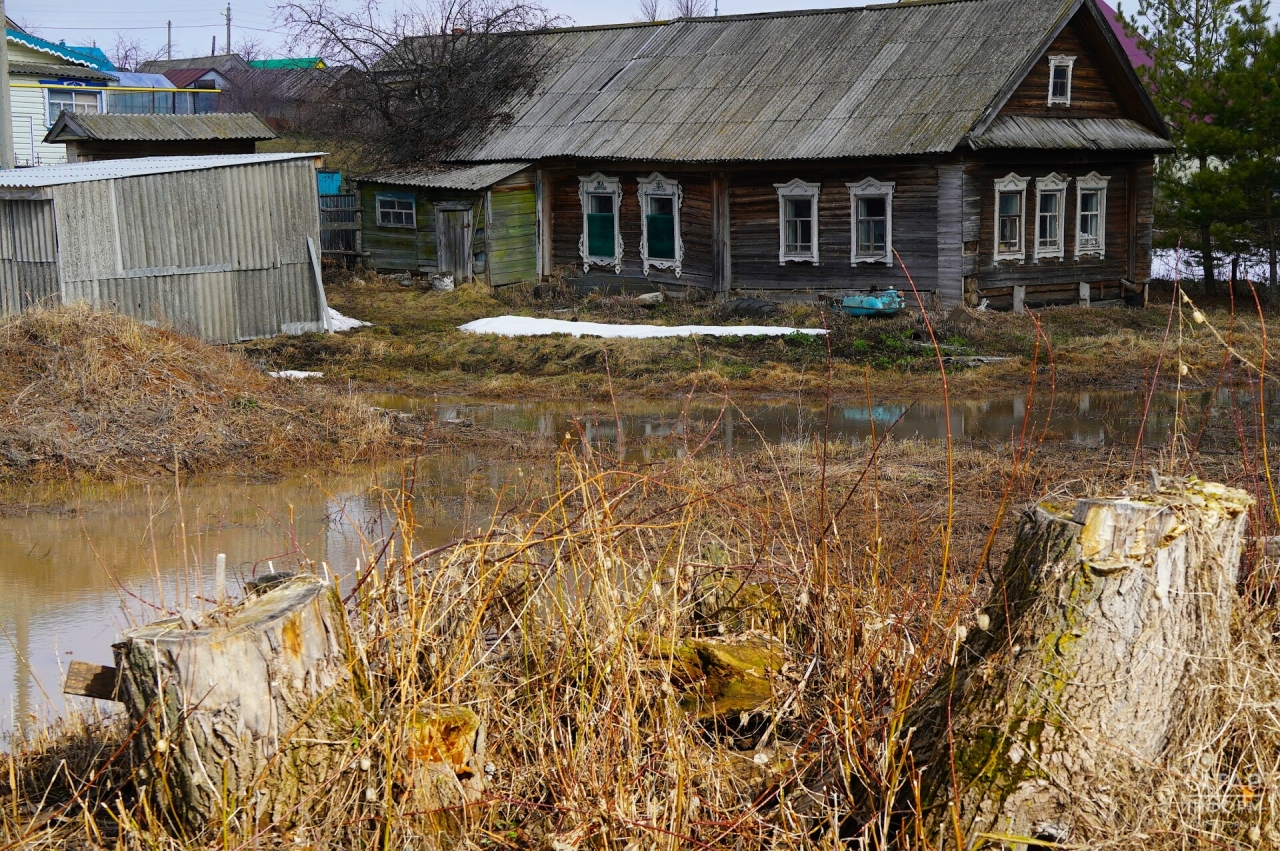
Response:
[[360, 0, 1170, 308]]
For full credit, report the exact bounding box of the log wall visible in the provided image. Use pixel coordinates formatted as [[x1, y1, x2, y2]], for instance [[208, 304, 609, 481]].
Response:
[[1000, 20, 1129, 120]]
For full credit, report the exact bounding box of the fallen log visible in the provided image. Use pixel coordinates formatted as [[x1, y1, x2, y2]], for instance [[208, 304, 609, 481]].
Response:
[[910, 478, 1251, 849], [113, 573, 361, 835]]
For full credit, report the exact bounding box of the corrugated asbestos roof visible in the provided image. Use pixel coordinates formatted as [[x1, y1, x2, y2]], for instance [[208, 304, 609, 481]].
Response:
[[7, 62, 116, 82], [0, 152, 322, 188], [450, 0, 1087, 162], [366, 161, 531, 190], [968, 115, 1173, 151], [44, 113, 276, 143]]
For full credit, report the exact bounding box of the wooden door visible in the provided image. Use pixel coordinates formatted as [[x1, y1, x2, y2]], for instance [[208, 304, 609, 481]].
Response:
[[437, 207, 473, 282]]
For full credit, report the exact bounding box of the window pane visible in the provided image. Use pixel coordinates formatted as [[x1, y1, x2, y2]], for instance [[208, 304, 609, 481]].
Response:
[[858, 219, 886, 253], [589, 194, 614, 216], [786, 197, 811, 222], [647, 213, 676, 260], [1080, 191, 1099, 214], [1052, 65, 1069, 99], [858, 197, 886, 220], [998, 192, 1019, 217], [649, 196, 673, 217], [587, 212, 615, 257], [1039, 193, 1058, 216]]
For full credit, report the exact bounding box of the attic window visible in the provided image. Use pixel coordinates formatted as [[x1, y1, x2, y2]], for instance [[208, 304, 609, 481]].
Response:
[[775, 179, 821, 264], [847, 178, 895, 265], [578, 173, 623, 273], [637, 173, 683, 277], [1048, 55, 1075, 106], [994, 173, 1028, 261]]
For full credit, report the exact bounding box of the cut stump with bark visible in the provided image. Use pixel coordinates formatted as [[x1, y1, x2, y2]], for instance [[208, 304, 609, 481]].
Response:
[[912, 479, 1251, 849], [113, 574, 361, 835]]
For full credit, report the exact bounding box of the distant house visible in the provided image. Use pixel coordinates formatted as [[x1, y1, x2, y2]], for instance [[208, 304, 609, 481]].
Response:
[[44, 113, 276, 162], [413, 0, 1170, 307], [249, 57, 326, 70], [0, 153, 331, 343], [359, 163, 536, 286]]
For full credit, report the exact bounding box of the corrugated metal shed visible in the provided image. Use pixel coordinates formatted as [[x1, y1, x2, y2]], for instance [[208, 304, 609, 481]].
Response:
[[43, 113, 277, 145], [0, 152, 320, 188], [967, 116, 1174, 151], [449, 0, 1086, 162], [0, 154, 329, 343], [366, 162, 530, 190]]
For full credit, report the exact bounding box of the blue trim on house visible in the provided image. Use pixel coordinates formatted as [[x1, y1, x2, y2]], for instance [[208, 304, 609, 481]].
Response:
[[6, 29, 114, 71]]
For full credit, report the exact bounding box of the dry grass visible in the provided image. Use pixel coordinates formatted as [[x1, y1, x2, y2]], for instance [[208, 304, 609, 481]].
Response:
[[4, 427, 1278, 850]]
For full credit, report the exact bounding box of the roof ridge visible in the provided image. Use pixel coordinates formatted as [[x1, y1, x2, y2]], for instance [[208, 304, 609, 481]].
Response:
[[536, 0, 994, 32]]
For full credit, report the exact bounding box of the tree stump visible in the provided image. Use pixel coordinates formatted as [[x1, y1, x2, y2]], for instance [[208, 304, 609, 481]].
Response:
[[912, 479, 1251, 849], [114, 574, 361, 835]]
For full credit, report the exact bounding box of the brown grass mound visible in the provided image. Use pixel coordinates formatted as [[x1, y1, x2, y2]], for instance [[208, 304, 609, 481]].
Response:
[[0, 303, 403, 484]]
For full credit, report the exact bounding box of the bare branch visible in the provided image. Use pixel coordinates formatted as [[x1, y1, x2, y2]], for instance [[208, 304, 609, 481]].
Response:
[[670, 0, 709, 18], [636, 0, 662, 23]]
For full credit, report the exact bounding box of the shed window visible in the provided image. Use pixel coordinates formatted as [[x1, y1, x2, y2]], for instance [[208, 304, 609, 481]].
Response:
[[637, 173, 683, 276], [47, 89, 100, 125], [847, 178, 895, 265], [994, 173, 1028, 261], [376, 195, 416, 228], [775, 179, 820, 264], [1048, 55, 1075, 106], [1034, 174, 1068, 260], [578, 173, 623, 273], [1075, 172, 1109, 258]]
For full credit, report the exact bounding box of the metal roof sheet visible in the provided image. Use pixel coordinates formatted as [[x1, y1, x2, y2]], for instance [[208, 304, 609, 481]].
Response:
[[365, 161, 531, 190], [113, 71, 176, 89], [0, 153, 322, 188], [7, 62, 116, 82], [44, 113, 275, 143], [968, 116, 1174, 151], [5, 28, 110, 70], [450, 0, 1105, 162]]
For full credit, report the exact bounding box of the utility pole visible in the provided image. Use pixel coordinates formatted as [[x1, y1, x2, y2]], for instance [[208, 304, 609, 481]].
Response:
[[0, 0, 14, 169], [167, 21, 172, 60], [224, 5, 231, 56], [211, 35, 216, 56]]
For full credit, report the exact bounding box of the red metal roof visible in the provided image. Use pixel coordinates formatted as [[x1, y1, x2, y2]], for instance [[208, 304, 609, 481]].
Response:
[[164, 68, 213, 89]]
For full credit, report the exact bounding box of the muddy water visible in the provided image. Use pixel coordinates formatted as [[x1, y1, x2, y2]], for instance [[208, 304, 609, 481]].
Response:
[[2, 387, 1272, 728]]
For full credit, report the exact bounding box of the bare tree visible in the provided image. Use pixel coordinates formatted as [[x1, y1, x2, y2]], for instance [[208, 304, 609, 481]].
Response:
[[636, 0, 663, 22], [235, 36, 268, 63], [109, 34, 167, 72], [278, 0, 563, 168], [669, 0, 709, 17]]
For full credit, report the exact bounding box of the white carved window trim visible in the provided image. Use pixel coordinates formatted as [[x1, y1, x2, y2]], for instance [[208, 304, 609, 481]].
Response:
[[994, 173, 1028, 262], [1075, 172, 1109, 259], [1047, 55, 1076, 106], [775, 178, 820, 265], [1034, 173, 1068, 261], [578, 172, 623, 273], [847, 178, 895, 265], [636, 172, 684, 277]]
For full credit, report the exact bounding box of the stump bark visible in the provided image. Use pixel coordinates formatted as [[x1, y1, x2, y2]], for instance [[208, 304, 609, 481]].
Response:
[[912, 479, 1251, 849], [114, 574, 361, 835]]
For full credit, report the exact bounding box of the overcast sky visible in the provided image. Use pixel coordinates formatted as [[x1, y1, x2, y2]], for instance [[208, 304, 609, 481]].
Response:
[[8, 0, 872, 66]]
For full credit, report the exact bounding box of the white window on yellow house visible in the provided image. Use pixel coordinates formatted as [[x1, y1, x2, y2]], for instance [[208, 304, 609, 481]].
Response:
[[47, 89, 100, 126]]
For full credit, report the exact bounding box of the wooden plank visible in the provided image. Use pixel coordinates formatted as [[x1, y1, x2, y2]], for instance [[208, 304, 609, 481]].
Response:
[[63, 660, 121, 701]]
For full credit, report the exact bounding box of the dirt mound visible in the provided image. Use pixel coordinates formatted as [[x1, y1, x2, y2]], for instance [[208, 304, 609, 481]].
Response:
[[0, 304, 399, 483]]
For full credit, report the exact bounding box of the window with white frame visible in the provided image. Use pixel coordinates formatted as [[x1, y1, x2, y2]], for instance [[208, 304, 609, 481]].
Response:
[[47, 89, 100, 125], [1034, 174, 1068, 260], [578, 173, 623, 273], [775, 179, 820, 264], [1075, 172, 1109, 258], [637, 173, 683, 277], [1048, 55, 1075, 106], [376, 193, 416, 228], [994, 173, 1028, 261], [847, 178, 895, 265]]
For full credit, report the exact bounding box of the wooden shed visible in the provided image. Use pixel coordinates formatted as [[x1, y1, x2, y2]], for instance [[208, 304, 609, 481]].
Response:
[[433, 0, 1170, 307], [43, 113, 276, 163], [0, 152, 332, 343], [359, 162, 537, 286]]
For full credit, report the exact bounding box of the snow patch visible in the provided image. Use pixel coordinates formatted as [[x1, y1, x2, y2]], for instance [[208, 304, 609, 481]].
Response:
[[269, 370, 324, 379], [458, 316, 828, 339], [328, 308, 370, 332]]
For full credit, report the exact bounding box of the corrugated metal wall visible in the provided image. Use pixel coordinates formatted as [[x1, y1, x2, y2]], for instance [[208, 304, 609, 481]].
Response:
[[47, 158, 326, 344], [0, 200, 59, 315]]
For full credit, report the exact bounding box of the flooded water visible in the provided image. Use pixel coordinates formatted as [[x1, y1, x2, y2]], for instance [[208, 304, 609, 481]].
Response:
[[3, 386, 1274, 729]]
